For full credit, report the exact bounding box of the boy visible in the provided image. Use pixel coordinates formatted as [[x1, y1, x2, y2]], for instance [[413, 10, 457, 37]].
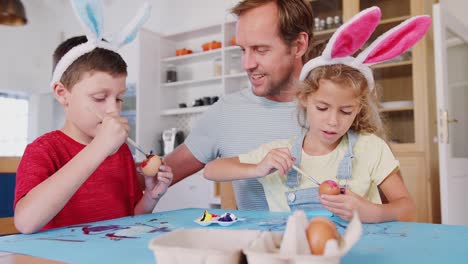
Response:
[[14, 36, 172, 234]]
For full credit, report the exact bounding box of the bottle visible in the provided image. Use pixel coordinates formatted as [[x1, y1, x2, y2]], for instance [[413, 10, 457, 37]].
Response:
[[314, 17, 320, 31], [319, 19, 325, 31], [213, 57, 222, 77], [326, 16, 333, 29], [229, 54, 242, 74], [334, 16, 342, 27]]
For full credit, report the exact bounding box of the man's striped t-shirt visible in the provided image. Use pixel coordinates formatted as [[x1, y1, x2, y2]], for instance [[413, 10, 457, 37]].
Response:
[[185, 88, 301, 210]]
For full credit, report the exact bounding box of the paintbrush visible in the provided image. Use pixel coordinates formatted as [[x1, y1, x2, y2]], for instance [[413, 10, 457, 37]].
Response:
[[292, 164, 320, 185]]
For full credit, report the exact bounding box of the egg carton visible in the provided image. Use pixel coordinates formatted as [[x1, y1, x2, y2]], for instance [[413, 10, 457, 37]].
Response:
[[148, 211, 362, 264], [244, 211, 362, 264]]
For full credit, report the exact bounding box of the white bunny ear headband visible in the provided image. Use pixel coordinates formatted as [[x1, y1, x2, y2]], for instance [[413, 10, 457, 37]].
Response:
[[300, 6, 431, 90], [51, 0, 151, 87]]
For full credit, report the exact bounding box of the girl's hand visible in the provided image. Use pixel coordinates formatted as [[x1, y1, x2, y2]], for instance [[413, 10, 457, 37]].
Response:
[[320, 189, 376, 222], [255, 147, 294, 177], [144, 164, 173, 200]]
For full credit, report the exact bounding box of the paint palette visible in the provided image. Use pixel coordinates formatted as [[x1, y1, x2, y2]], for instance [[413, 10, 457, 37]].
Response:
[[194, 212, 245, 227]]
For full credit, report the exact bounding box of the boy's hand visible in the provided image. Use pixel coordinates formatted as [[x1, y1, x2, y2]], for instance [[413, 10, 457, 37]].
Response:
[[319, 189, 374, 222], [144, 164, 173, 200], [93, 113, 129, 156], [255, 147, 294, 177]]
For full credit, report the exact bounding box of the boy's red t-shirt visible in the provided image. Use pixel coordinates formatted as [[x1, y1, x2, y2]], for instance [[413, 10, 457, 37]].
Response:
[[14, 130, 143, 231]]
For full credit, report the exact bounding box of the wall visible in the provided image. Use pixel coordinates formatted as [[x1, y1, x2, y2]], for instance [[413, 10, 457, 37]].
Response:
[[445, 0, 468, 29], [0, 1, 64, 141], [0, 0, 236, 94], [1, 0, 238, 141], [157, 0, 238, 35], [0, 0, 166, 140], [0, 1, 58, 95]]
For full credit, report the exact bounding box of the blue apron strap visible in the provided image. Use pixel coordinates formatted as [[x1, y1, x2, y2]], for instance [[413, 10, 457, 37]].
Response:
[[285, 130, 359, 211], [285, 130, 307, 188], [336, 130, 359, 184]]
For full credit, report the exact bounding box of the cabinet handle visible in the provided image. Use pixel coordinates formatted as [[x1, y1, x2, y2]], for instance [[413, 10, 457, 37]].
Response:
[[439, 110, 458, 144]]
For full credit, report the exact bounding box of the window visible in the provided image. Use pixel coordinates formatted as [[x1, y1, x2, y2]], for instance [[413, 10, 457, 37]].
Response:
[[0, 92, 29, 156]]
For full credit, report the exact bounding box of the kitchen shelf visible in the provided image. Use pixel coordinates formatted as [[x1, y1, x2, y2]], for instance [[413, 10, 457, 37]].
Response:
[[380, 106, 414, 112], [224, 46, 241, 52], [162, 76, 222, 88], [162, 46, 242, 64], [162, 49, 222, 64], [372, 60, 412, 69], [314, 28, 337, 37], [161, 106, 211, 116], [225, 72, 247, 79], [379, 16, 411, 25]]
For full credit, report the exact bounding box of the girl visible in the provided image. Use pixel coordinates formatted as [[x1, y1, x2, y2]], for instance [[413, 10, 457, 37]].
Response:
[[204, 7, 431, 223]]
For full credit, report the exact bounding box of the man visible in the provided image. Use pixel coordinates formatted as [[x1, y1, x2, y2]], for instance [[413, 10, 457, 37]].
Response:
[[164, 0, 315, 210]]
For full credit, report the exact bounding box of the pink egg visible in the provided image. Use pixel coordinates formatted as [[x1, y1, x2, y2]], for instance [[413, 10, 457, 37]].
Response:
[[319, 180, 340, 196]]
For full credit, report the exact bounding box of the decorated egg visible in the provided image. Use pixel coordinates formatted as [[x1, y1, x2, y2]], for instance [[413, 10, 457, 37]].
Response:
[[141, 155, 162, 177], [319, 180, 340, 195], [306, 217, 340, 255]]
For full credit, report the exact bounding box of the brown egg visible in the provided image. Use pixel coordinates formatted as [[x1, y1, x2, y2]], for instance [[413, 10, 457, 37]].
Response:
[[141, 155, 162, 177], [306, 217, 340, 255], [319, 180, 340, 196]]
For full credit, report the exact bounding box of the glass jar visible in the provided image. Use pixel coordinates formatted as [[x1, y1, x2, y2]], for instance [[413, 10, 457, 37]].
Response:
[[166, 64, 177, 83], [229, 54, 242, 75]]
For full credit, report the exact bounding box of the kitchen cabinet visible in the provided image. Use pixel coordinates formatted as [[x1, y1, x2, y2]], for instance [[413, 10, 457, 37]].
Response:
[[313, 0, 438, 222], [157, 17, 248, 121], [153, 171, 220, 212]]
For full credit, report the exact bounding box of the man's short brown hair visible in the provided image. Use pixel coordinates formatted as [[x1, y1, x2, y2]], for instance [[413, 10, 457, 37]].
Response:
[[231, 0, 315, 63], [52, 36, 127, 89]]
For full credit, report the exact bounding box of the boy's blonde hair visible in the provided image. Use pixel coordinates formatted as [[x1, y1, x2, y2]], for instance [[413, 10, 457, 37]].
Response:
[[297, 64, 386, 139]]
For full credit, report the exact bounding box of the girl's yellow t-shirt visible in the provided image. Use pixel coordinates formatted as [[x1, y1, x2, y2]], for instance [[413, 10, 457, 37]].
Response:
[[238, 133, 399, 212]]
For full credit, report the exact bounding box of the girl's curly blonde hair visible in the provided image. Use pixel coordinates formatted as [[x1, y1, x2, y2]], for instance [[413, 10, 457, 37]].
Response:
[[297, 64, 386, 140]]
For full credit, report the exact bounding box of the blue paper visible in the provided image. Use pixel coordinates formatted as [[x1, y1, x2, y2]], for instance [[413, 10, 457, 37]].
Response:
[[1, 208, 467, 264]]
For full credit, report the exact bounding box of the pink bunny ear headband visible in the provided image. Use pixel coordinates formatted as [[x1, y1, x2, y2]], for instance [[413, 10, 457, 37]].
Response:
[[299, 6, 432, 90]]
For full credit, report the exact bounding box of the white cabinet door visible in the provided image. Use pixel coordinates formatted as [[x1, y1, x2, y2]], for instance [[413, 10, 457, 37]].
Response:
[[433, 3, 468, 225], [153, 171, 218, 212]]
